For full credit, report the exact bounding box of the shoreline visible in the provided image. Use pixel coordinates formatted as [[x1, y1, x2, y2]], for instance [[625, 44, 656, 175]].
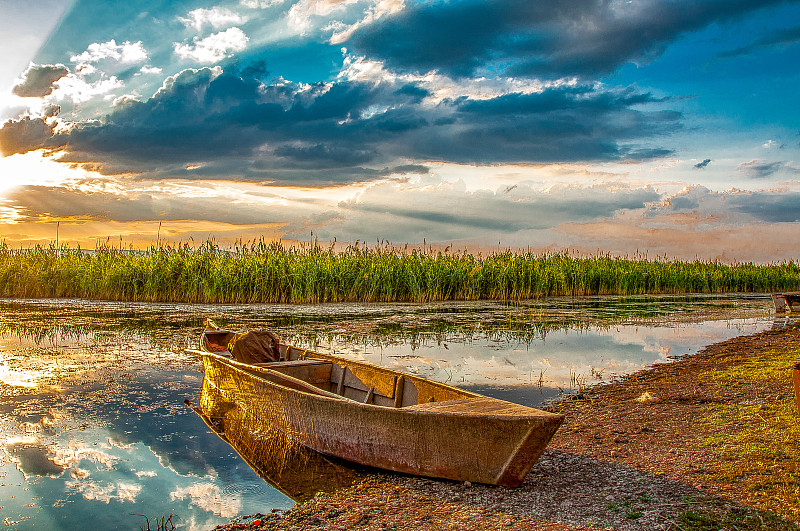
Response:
[[217, 323, 800, 530]]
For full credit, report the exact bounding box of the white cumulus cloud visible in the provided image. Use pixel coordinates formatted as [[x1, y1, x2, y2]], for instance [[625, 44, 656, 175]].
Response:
[[139, 65, 163, 75], [179, 7, 246, 31], [240, 0, 285, 7], [52, 74, 124, 103], [173, 28, 249, 63], [288, 0, 359, 32], [67, 479, 142, 504], [70, 40, 148, 65]]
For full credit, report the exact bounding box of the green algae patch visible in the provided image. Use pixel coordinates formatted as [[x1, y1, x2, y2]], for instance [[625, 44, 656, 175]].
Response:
[[698, 346, 800, 520]]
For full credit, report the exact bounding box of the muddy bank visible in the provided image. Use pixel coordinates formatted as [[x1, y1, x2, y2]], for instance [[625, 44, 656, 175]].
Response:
[[216, 324, 800, 530]]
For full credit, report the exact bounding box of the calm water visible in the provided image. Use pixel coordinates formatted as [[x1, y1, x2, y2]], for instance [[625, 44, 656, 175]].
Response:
[[0, 295, 790, 529]]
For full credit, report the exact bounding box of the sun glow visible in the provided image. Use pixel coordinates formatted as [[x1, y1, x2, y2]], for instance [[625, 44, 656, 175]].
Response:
[[0, 150, 90, 197]]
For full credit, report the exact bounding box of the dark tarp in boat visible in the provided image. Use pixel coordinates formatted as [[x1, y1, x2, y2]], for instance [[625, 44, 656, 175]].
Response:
[[228, 330, 281, 364]]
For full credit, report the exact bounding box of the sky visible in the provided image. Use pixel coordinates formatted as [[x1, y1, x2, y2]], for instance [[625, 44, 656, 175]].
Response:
[[0, 0, 799, 262]]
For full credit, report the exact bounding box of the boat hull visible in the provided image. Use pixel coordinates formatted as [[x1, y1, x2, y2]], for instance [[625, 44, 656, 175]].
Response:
[[194, 376, 362, 502], [199, 350, 563, 487]]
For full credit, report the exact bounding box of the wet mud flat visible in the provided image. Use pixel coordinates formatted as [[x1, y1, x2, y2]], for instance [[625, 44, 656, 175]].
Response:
[[217, 323, 800, 531]]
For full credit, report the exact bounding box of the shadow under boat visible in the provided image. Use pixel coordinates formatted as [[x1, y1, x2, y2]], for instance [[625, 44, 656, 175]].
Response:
[[190, 375, 364, 503]]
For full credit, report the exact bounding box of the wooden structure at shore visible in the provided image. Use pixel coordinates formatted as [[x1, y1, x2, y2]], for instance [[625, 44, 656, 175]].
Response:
[[794, 364, 800, 415], [772, 292, 800, 312]]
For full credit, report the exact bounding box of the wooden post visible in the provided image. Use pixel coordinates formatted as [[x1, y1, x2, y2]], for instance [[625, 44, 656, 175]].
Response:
[[394, 376, 405, 408], [336, 367, 347, 396]]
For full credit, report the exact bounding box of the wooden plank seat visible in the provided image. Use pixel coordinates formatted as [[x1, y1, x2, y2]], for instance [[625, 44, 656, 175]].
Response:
[[252, 359, 331, 368]]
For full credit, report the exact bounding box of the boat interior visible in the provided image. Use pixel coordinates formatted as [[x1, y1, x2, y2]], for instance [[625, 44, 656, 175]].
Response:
[[201, 329, 476, 408]]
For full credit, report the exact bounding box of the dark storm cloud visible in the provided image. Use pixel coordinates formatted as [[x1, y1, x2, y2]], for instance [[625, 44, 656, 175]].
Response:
[[718, 24, 800, 58], [694, 158, 711, 169], [411, 87, 679, 163], [12, 64, 69, 97], [1, 65, 679, 183], [344, 0, 792, 79]]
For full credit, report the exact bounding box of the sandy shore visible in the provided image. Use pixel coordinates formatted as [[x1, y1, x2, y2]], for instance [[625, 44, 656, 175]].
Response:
[[216, 323, 800, 530]]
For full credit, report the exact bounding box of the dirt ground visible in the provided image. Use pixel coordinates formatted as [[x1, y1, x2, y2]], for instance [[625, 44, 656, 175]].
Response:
[[216, 322, 800, 531]]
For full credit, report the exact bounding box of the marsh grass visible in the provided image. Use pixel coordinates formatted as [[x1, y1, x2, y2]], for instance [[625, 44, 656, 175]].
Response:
[[699, 347, 800, 520], [0, 239, 798, 303]]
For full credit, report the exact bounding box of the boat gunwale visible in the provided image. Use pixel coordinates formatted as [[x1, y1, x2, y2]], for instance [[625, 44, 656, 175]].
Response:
[[189, 348, 562, 421]]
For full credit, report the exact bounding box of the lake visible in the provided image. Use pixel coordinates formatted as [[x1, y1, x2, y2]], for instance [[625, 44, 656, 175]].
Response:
[[0, 294, 791, 529]]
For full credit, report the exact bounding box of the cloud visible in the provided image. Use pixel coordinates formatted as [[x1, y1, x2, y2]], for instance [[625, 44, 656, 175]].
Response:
[[291, 178, 660, 241], [174, 28, 249, 63], [4, 175, 663, 252], [718, 24, 800, 58], [737, 159, 784, 178], [240, 0, 286, 7], [67, 479, 141, 504], [330, 0, 405, 43], [37, 65, 680, 183], [662, 185, 709, 211], [70, 40, 148, 65], [556, 210, 800, 263], [343, 0, 790, 78], [51, 72, 125, 104], [694, 158, 711, 169], [170, 482, 241, 518], [12, 64, 70, 97], [179, 7, 246, 31], [5, 183, 295, 225], [0, 117, 55, 156], [656, 185, 800, 224], [288, 0, 360, 31], [139, 65, 162, 75], [728, 191, 800, 222]]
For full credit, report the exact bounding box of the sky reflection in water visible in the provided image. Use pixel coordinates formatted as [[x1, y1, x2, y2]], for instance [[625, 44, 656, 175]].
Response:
[[0, 295, 789, 528]]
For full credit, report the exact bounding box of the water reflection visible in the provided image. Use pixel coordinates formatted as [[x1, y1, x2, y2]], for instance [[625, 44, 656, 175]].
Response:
[[0, 295, 791, 528], [194, 374, 363, 502], [298, 316, 778, 402]]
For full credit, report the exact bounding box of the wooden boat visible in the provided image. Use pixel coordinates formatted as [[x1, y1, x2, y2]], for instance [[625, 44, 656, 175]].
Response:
[[188, 323, 564, 487]]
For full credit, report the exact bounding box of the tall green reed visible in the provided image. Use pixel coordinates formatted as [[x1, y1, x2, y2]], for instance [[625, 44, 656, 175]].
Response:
[[0, 240, 797, 303]]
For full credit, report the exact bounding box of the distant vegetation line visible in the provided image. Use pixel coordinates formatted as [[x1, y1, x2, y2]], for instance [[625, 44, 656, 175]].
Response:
[[0, 241, 798, 303]]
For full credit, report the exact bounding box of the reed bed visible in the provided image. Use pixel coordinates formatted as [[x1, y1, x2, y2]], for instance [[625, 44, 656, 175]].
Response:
[[0, 240, 798, 303]]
